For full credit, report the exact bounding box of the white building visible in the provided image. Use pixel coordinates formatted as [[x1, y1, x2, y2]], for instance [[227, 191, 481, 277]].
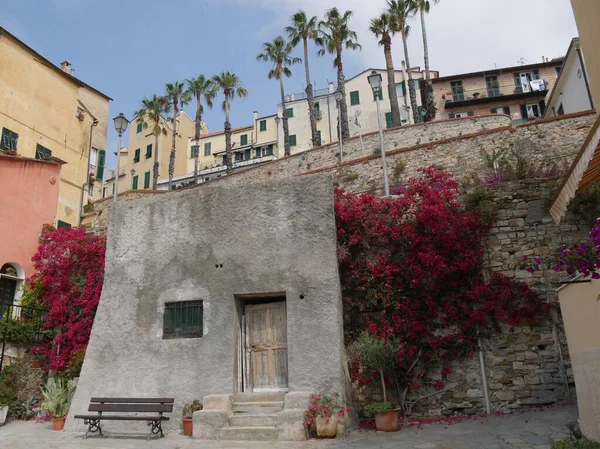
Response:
[[545, 38, 594, 118], [276, 66, 438, 154]]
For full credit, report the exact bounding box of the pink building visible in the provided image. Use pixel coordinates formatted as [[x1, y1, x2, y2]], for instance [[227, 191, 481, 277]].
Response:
[[0, 154, 62, 304]]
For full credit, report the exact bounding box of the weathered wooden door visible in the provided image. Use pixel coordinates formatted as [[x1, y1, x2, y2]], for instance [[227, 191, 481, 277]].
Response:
[[245, 301, 288, 392]]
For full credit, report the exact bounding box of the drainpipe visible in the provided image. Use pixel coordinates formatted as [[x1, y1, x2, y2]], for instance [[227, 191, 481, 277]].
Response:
[[576, 47, 594, 110], [79, 118, 99, 226], [478, 334, 492, 414]]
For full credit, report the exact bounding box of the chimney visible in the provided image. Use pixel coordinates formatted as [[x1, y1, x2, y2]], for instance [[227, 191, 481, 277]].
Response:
[[60, 60, 72, 73], [253, 111, 258, 121], [542, 55, 545, 62]]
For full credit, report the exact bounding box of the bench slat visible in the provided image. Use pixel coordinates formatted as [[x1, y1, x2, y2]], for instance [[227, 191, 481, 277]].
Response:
[[90, 398, 174, 404], [74, 414, 170, 421], [88, 403, 173, 413]]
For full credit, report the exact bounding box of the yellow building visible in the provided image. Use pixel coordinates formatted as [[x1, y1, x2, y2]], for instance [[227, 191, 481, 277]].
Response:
[[0, 27, 111, 227], [104, 111, 207, 194], [164, 111, 279, 188]]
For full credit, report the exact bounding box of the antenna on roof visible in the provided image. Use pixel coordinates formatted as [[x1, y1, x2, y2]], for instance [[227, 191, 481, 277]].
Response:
[[517, 57, 527, 65]]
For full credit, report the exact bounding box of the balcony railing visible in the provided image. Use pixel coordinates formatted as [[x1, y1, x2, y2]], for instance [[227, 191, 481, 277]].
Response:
[[286, 87, 334, 102], [444, 80, 549, 107]]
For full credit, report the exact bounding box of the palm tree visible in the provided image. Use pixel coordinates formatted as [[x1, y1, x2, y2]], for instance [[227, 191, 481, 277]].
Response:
[[165, 81, 191, 190], [370, 12, 402, 127], [212, 72, 248, 173], [134, 95, 168, 190], [286, 11, 320, 147], [185, 75, 216, 184], [410, 0, 439, 122], [388, 0, 419, 124], [317, 7, 361, 140], [256, 37, 301, 157]]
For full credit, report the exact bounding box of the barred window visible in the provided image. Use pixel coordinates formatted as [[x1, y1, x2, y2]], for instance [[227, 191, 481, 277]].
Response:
[[163, 301, 203, 339]]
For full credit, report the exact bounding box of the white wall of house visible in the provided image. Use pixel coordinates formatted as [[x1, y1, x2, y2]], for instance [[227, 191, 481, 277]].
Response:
[[546, 39, 594, 117]]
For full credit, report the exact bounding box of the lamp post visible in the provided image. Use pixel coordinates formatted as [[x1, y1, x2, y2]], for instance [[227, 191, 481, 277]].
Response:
[[367, 71, 390, 196], [113, 113, 129, 203], [333, 90, 343, 162]]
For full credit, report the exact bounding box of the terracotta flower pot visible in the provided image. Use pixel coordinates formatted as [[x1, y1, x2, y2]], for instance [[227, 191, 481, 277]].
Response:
[[52, 417, 66, 431], [182, 418, 193, 436], [374, 410, 400, 432], [315, 416, 338, 438]]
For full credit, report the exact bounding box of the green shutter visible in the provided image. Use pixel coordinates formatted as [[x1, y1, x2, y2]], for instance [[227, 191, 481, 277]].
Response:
[[134, 148, 140, 163], [417, 106, 424, 122], [350, 91, 360, 106], [204, 142, 211, 156], [136, 123, 143, 133], [289, 135, 297, 146], [385, 112, 393, 129], [287, 108, 294, 118], [146, 144, 152, 158], [132, 175, 138, 190], [96, 149, 106, 179], [57, 220, 71, 228], [401, 81, 406, 96], [240, 134, 248, 146], [144, 171, 150, 189], [316, 130, 322, 144], [259, 120, 267, 131]]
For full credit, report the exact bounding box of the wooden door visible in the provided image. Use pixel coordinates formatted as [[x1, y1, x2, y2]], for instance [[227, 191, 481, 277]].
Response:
[[245, 301, 288, 391]]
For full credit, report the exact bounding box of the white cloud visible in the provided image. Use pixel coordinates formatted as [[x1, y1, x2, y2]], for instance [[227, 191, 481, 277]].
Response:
[[215, 0, 578, 76]]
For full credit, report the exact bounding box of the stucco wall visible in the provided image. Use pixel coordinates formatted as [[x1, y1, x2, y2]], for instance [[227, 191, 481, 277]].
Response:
[[68, 174, 346, 431], [558, 277, 600, 441], [0, 156, 61, 278], [571, 0, 600, 106]]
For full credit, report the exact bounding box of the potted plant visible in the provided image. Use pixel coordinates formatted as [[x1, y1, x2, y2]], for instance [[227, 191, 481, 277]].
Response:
[[40, 377, 76, 430], [305, 394, 352, 439], [363, 402, 399, 432], [181, 400, 202, 436]]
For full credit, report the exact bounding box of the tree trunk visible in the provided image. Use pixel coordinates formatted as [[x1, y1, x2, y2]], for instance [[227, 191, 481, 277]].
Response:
[[194, 93, 202, 184], [168, 103, 178, 190], [225, 97, 233, 173], [304, 37, 319, 147], [421, 8, 437, 122], [384, 35, 402, 127], [337, 49, 350, 139], [402, 30, 420, 124], [280, 74, 291, 157], [152, 132, 159, 190]]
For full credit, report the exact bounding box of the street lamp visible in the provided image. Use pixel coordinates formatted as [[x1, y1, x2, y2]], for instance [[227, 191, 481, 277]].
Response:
[[113, 113, 129, 203], [333, 90, 343, 162], [367, 71, 390, 197]]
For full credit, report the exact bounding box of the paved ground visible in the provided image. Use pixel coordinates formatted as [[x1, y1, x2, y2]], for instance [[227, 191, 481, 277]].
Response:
[[0, 406, 577, 449]]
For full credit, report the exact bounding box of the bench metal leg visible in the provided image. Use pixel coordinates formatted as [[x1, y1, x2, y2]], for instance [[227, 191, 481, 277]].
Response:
[[147, 420, 164, 440], [83, 419, 103, 439]]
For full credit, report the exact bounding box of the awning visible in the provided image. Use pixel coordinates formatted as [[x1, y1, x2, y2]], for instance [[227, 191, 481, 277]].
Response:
[[550, 116, 600, 223]]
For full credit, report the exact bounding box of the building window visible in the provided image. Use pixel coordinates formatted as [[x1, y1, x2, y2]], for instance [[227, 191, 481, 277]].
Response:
[[132, 175, 139, 190], [204, 142, 211, 156], [417, 106, 424, 122], [350, 91, 360, 106], [486, 76, 500, 97], [514, 70, 542, 94], [491, 106, 511, 115], [163, 300, 203, 339], [396, 82, 406, 97], [240, 134, 248, 146], [112, 184, 115, 195], [521, 103, 542, 120], [385, 112, 393, 129], [57, 220, 71, 228], [450, 81, 464, 101], [557, 103, 565, 116], [144, 171, 151, 189], [133, 148, 140, 163], [314, 102, 321, 119], [35, 144, 52, 160], [287, 108, 294, 118], [96, 150, 106, 180], [289, 134, 297, 147], [373, 89, 383, 101], [259, 119, 267, 132], [0, 128, 18, 152], [146, 144, 152, 159], [136, 123, 143, 134], [316, 130, 322, 144], [555, 66, 561, 75]]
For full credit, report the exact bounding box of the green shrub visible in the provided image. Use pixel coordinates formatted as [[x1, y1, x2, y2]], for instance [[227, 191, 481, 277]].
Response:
[[182, 399, 203, 418], [342, 172, 359, 183], [40, 377, 76, 419], [67, 349, 85, 378], [362, 402, 394, 418], [551, 438, 600, 449]]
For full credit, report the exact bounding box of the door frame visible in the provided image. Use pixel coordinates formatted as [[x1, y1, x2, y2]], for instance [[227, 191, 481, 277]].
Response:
[[234, 293, 288, 393]]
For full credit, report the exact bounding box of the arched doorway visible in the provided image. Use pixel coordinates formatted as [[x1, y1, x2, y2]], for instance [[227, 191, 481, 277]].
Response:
[[0, 263, 24, 309]]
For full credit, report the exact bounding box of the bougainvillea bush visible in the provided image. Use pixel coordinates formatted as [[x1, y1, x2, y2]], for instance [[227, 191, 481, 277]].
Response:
[[524, 218, 600, 279], [336, 167, 548, 416], [30, 227, 106, 372]]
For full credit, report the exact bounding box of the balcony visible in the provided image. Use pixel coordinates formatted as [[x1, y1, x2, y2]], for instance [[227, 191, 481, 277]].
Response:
[[444, 80, 549, 109]]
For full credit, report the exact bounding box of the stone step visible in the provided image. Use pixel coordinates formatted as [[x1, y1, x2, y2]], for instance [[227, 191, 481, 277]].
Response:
[[229, 414, 278, 427], [232, 402, 284, 414], [219, 426, 279, 441], [233, 392, 286, 403]]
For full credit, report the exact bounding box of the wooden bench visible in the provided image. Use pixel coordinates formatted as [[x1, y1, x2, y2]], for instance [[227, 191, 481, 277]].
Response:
[[74, 397, 174, 440]]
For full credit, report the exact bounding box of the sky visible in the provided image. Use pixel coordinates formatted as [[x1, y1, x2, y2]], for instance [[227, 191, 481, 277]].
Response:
[[1, 0, 578, 169]]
